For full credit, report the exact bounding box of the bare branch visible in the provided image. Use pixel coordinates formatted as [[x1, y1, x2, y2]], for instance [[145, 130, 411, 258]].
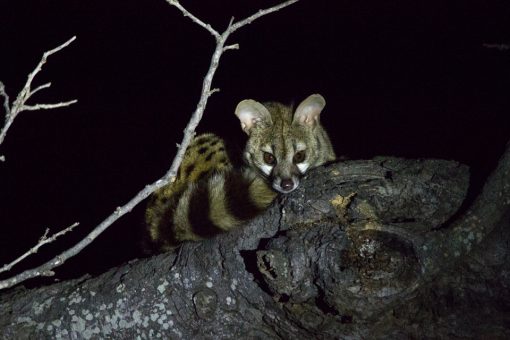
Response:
[[0, 36, 77, 151], [0, 2, 299, 290], [165, 0, 220, 39], [11, 36, 77, 113], [483, 43, 510, 51], [22, 100, 78, 112], [0, 222, 79, 274], [208, 88, 220, 96], [0, 82, 10, 117], [0, 82, 10, 162], [230, 0, 299, 34], [29, 82, 52, 97], [223, 44, 239, 52], [0, 82, 12, 150]]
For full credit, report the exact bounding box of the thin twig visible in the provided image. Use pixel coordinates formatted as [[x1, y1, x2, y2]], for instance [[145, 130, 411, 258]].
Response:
[[0, 223, 79, 274], [483, 43, 510, 51], [0, 1, 299, 290], [230, 0, 299, 33], [29, 82, 52, 97], [0, 82, 8, 162], [0, 36, 77, 152], [165, 0, 220, 39], [223, 44, 239, 52], [0, 82, 10, 117], [22, 101, 78, 111]]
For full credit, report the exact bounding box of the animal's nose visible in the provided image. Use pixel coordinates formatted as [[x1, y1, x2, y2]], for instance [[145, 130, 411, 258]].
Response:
[[280, 178, 294, 191]]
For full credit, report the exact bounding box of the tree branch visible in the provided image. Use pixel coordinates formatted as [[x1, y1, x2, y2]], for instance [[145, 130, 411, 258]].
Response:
[[0, 82, 9, 119], [5, 158, 507, 338], [0, 1, 300, 290], [420, 139, 510, 276], [165, 0, 220, 39], [230, 0, 299, 34], [21, 101, 78, 112], [0, 223, 79, 275], [483, 43, 510, 51], [0, 36, 77, 160]]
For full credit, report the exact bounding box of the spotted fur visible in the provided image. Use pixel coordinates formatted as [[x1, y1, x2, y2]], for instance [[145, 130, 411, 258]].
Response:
[[145, 94, 335, 253]]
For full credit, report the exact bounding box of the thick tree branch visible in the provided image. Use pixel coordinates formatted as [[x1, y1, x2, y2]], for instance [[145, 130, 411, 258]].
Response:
[[0, 0, 299, 290], [3, 157, 509, 338], [420, 140, 510, 276]]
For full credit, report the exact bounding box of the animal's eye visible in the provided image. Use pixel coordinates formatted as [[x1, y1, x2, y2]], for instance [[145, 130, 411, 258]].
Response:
[[293, 150, 306, 163], [263, 152, 276, 165]]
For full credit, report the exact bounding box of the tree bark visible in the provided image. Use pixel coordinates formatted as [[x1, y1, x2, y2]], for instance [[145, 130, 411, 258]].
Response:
[[1, 154, 510, 339]]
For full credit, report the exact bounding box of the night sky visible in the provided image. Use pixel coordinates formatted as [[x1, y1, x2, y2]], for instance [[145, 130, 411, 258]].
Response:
[[0, 0, 509, 286]]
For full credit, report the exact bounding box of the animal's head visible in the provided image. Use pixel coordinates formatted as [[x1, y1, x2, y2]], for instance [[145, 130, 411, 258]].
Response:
[[235, 94, 335, 193]]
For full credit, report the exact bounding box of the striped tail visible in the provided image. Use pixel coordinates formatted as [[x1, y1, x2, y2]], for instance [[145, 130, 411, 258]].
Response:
[[146, 168, 276, 253], [144, 133, 277, 253]]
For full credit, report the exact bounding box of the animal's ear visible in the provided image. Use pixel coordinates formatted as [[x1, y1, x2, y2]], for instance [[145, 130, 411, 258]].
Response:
[[293, 94, 326, 127], [235, 99, 272, 135]]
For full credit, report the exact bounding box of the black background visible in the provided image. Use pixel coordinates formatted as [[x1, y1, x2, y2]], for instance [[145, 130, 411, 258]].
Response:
[[0, 0, 509, 285]]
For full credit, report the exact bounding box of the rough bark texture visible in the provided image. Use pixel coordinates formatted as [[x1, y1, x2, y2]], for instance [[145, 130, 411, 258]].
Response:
[[1, 156, 510, 339]]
